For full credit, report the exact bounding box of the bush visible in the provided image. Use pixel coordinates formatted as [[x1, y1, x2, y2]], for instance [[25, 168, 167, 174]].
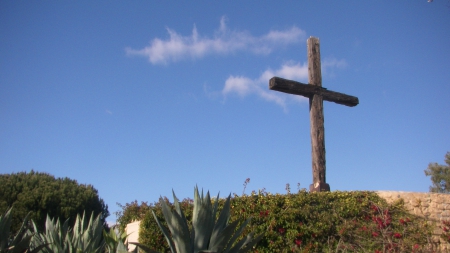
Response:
[[0, 170, 109, 233], [117, 189, 431, 252]]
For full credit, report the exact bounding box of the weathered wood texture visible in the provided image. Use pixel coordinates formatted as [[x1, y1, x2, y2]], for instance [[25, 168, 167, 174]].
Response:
[[307, 37, 328, 192], [269, 77, 359, 107]]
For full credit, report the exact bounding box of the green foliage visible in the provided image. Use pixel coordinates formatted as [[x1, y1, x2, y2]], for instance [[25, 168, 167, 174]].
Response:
[[134, 187, 261, 253], [332, 200, 429, 252], [116, 201, 152, 235], [104, 227, 126, 253], [118, 190, 431, 252], [31, 212, 106, 253], [0, 207, 31, 253], [2, 207, 135, 253], [0, 207, 45, 253], [103, 225, 139, 253], [0, 170, 109, 233], [30, 215, 70, 253], [425, 152, 450, 193]]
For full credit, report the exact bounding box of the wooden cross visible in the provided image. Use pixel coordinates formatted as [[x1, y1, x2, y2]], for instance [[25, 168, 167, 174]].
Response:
[[269, 36, 359, 192]]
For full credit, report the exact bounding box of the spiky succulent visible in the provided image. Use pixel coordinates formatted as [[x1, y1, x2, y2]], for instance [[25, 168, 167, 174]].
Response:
[[103, 226, 138, 253], [0, 207, 46, 253], [133, 186, 261, 253], [31, 212, 105, 253]]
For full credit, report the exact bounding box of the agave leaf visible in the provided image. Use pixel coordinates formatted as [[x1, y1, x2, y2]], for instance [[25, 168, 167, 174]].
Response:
[[172, 190, 193, 253], [209, 194, 231, 245], [9, 212, 31, 247], [115, 238, 128, 253], [159, 197, 191, 253], [66, 233, 74, 253], [172, 190, 187, 222], [208, 219, 241, 252], [28, 243, 52, 253], [227, 232, 255, 253], [61, 218, 70, 240], [193, 188, 214, 252], [223, 217, 251, 252], [102, 227, 126, 253], [71, 213, 81, 249], [152, 210, 176, 253], [91, 213, 105, 252], [0, 208, 13, 250], [11, 234, 33, 253], [235, 233, 263, 253], [0, 210, 36, 253], [211, 192, 220, 222]]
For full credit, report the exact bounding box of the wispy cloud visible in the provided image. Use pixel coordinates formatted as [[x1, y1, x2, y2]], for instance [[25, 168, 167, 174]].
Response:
[[126, 17, 305, 65], [221, 58, 347, 110], [222, 62, 309, 111]]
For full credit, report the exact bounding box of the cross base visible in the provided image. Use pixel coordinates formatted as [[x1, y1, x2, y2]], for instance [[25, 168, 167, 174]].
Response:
[[309, 182, 330, 192]]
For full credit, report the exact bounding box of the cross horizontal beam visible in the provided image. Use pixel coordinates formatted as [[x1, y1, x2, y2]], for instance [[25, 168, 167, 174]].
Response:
[[269, 77, 359, 107]]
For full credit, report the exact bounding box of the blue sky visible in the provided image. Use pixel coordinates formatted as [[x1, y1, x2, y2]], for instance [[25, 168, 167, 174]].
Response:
[[1, 1, 449, 223]]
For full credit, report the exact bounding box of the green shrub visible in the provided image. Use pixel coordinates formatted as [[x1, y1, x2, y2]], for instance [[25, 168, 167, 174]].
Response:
[[0, 171, 109, 233], [117, 190, 431, 252]]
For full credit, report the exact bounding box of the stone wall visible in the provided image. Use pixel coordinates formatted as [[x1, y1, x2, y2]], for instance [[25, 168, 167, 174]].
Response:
[[376, 191, 450, 250]]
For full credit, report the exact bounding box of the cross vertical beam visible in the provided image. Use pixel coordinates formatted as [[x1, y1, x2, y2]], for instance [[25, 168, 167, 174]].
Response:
[[307, 37, 329, 192]]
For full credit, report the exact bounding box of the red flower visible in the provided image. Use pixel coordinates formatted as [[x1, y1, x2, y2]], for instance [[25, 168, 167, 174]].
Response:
[[295, 239, 302, 246], [372, 232, 379, 237], [414, 244, 419, 249], [375, 250, 381, 253], [393, 233, 402, 239], [278, 228, 286, 234], [399, 218, 405, 225]]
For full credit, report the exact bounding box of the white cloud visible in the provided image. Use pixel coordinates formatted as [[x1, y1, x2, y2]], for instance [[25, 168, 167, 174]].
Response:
[[222, 62, 309, 111], [258, 61, 309, 82], [223, 76, 253, 97], [126, 17, 305, 65], [221, 59, 346, 110]]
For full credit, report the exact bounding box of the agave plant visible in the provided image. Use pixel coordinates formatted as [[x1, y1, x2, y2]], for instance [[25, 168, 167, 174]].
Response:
[[30, 215, 69, 253], [0, 207, 45, 253], [132, 186, 261, 253], [31, 212, 105, 253], [103, 226, 137, 253]]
